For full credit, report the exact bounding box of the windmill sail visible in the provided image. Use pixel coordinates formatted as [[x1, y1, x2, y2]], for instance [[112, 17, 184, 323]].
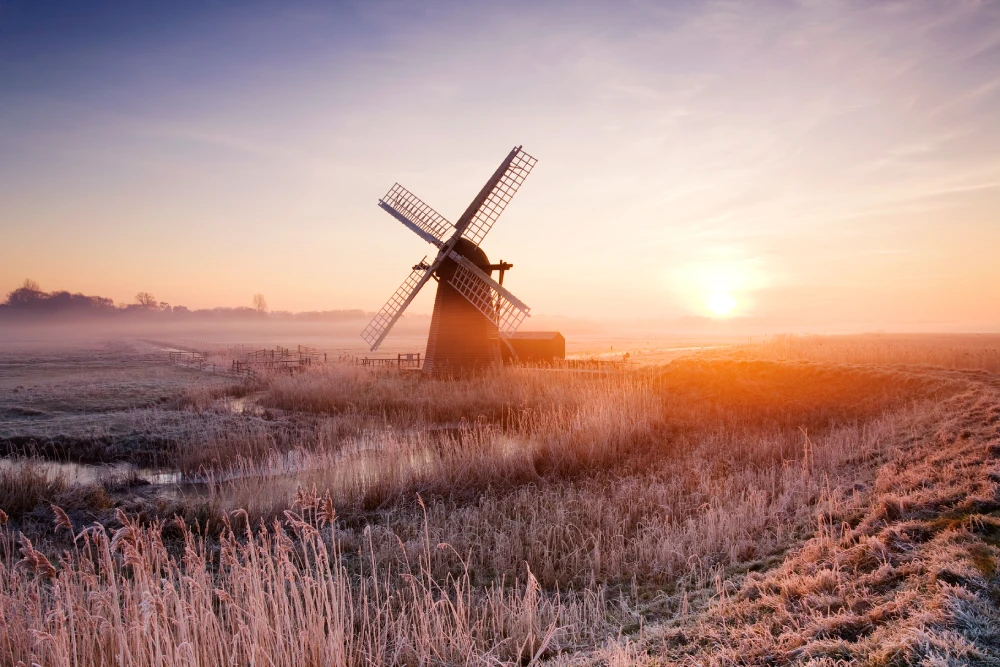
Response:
[[379, 184, 453, 246], [447, 251, 530, 335], [456, 147, 537, 247], [361, 257, 437, 351], [364, 146, 537, 364]]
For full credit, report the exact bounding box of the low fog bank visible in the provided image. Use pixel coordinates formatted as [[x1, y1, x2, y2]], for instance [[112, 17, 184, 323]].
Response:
[[3, 310, 995, 349], [3, 280, 995, 348], [529, 313, 1000, 339], [0, 314, 434, 346], [0, 279, 423, 346]]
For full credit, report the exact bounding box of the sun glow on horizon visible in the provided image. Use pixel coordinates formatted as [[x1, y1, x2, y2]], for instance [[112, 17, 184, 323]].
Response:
[[706, 292, 737, 317], [670, 256, 771, 320]]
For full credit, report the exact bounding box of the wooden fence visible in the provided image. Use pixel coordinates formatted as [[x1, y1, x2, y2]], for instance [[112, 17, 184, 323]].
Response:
[[357, 353, 422, 369], [165, 343, 328, 382], [231, 345, 327, 379], [168, 351, 219, 373]]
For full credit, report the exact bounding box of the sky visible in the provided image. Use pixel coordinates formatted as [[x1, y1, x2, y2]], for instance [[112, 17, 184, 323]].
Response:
[[2, 0, 999, 332]]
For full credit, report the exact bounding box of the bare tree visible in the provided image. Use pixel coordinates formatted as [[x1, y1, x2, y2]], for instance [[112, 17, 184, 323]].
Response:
[[135, 292, 158, 309], [253, 293, 268, 314], [5, 279, 44, 306]]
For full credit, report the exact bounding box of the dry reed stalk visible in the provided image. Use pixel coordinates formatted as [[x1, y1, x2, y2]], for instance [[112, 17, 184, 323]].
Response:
[[0, 504, 602, 665]]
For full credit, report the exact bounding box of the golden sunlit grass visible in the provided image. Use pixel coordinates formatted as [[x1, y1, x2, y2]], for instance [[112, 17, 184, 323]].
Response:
[[0, 336, 998, 664], [727, 333, 1000, 372], [642, 382, 1000, 665]]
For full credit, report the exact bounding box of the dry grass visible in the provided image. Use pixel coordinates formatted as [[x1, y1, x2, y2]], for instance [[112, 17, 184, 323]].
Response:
[[727, 333, 1000, 372], [180, 360, 945, 525], [621, 382, 1000, 665], [0, 500, 608, 665], [0, 459, 114, 522], [0, 338, 995, 664]]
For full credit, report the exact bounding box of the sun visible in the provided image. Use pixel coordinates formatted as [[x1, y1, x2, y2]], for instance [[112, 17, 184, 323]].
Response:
[[706, 292, 736, 317], [670, 257, 766, 319]]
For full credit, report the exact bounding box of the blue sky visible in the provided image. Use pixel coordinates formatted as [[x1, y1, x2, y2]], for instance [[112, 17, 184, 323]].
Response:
[[2, 0, 999, 330]]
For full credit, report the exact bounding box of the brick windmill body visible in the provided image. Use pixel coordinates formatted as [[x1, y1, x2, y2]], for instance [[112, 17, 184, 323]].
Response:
[[361, 146, 537, 377]]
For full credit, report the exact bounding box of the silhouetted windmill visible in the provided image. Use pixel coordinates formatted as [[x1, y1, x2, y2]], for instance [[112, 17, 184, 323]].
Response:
[[361, 146, 537, 376]]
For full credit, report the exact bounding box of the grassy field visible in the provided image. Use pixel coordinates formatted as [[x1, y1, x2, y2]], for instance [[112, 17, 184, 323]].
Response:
[[0, 335, 998, 665]]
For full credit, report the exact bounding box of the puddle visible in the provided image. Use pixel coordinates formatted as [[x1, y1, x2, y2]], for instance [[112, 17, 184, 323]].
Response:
[[0, 446, 416, 501], [0, 458, 180, 486], [226, 392, 266, 416], [0, 427, 499, 507]]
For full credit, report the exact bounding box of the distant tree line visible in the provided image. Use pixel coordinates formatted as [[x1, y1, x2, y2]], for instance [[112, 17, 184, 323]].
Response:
[[0, 279, 368, 321]]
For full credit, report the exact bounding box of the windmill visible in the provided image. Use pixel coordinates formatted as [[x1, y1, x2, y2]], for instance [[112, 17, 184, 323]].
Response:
[[361, 146, 538, 376]]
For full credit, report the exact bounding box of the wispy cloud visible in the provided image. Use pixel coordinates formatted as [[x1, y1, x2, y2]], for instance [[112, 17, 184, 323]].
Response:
[[1, 0, 998, 326]]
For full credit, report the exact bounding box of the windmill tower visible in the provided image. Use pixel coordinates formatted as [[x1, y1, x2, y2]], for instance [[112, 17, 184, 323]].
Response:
[[361, 146, 537, 377]]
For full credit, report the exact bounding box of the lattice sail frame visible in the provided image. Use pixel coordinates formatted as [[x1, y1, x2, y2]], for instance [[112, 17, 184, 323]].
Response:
[[461, 148, 537, 246], [365, 146, 537, 350], [361, 256, 437, 350], [447, 251, 530, 335], [379, 184, 453, 246]]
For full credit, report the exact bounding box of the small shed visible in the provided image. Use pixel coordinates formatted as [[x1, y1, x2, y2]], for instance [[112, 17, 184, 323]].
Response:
[[501, 332, 565, 365]]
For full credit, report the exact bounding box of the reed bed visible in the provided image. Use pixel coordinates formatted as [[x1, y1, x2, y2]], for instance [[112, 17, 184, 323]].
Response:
[[0, 502, 606, 666], [183, 358, 945, 472], [0, 352, 978, 665]]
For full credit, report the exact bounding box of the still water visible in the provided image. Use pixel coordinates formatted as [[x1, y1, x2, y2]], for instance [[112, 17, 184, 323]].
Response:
[[0, 457, 181, 486]]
